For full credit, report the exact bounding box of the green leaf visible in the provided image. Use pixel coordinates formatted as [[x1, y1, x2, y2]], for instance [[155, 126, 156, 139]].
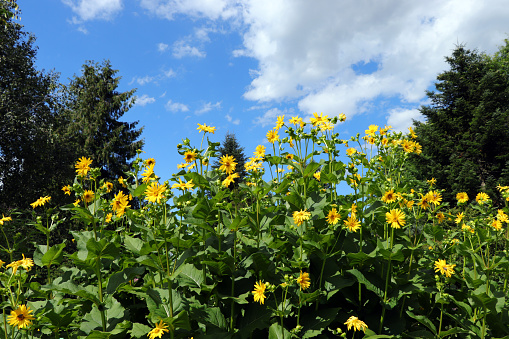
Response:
[[86, 238, 120, 261], [406, 310, 437, 335], [184, 172, 210, 189], [106, 266, 145, 294], [268, 323, 291, 339], [41, 241, 66, 266], [133, 183, 148, 197], [303, 162, 321, 177], [129, 323, 153, 338], [203, 307, 227, 329], [85, 332, 111, 339], [123, 234, 144, 255], [347, 269, 384, 298], [176, 263, 204, 288]]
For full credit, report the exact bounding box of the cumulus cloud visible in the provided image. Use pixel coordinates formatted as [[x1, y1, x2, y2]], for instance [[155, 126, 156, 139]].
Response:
[[225, 114, 240, 125], [386, 108, 425, 132], [196, 101, 222, 115], [62, 0, 123, 22], [130, 68, 176, 86], [165, 99, 189, 112], [172, 40, 206, 58], [135, 94, 156, 106]]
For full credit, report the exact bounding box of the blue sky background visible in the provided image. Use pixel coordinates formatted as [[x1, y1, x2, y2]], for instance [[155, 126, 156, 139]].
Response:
[[17, 0, 509, 184]]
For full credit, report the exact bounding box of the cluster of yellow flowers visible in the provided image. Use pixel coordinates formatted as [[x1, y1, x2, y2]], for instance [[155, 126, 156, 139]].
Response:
[[30, 195, 51, 208], [252, 271, 311, 305]]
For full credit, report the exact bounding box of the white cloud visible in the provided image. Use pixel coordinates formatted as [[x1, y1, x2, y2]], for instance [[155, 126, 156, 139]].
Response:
[[386, 108, 425, 132], [139, 0, 240, 21], [195, 101, 222, 115], [172, 40, 206, 58], [225, 114, 240, 125], [165, 99, 189, 112], [130, 69, 176, 86], [62, 0, 123, 22], [133, 75, 155, 86], [139, 0, 509, 120], [135, 94, 156, 106], [253, 107, 286, 127], [158, 42, 169, 52]]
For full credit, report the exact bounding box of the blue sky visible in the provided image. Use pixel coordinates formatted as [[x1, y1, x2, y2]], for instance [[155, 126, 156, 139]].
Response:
[[18, 0, 509, 183]]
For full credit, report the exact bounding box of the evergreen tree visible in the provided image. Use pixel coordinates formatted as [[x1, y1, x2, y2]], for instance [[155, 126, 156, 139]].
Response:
[[411, 41, 509, 205], [61, 60, 144, 182], [214, 132, 247, 189], [0, 6, 71, 209]]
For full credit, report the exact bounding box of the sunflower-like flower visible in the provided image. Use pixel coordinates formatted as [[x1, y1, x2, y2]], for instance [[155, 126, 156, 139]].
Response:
[[434, 259, 456, 278], [266, 129, 279, 143], [297, 271, 310, 290], [8, 305, 35, 329], [310, 112, 328, 126], [102, 182, 113, 193], [30, 196, 51, 208], [289, 116, 304, 128], [381, 189, 397, 203], [83, 190, 95, 204], [344, 315, 368, 333], [171, 178, 194, 191], [254, 145, 266, 158], [19, 254, 34, 271], [346, 148, 357, 156], [252, 280, 267, 304], [292, 210, 311, 226], [111, 191, 130, 217], [183, 151, 197, 164], [456, 192, 468, 204], [426, 190, 442, 206], [145, 182, 167, 204], [0, 214, 12, 225], [386, 209, 405, 229], [344, 215, 361, 232], [275, 115, 285, 130], [364, 124, 378, 137], [147, 320, 169, 339], [476, 192, 490, 205], [491, 219, 503, 231], [219, 155, 237, 175], [313, 172, 321, 181], [222, 173, 240, 188], [326, 208, 340, 225], [196, 123, 217, 134], [75, 156, 93, 177], [62, 185, 72, 196]]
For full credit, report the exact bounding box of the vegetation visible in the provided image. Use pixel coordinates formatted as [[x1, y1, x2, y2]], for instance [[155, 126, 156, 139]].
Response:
[[411, 41, 509, 206], [1, 115, 509, 338]]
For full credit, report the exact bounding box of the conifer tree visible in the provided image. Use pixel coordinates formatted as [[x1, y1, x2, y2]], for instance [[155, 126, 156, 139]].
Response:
[[411, 41, 509, 205], [214, 132, 247, 189], [61, 60, 144, 183]]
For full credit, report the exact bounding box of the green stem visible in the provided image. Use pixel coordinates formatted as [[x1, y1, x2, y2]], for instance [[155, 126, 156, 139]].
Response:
[[96, 258, 107, 332], [438, 303, 443, 338]]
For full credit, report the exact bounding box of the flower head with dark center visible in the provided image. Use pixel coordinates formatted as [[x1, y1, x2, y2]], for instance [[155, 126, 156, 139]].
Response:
[[8, 305, 34, 329], [344, 316, 368, 333], [147, 320, 169, 339], [386, 209, 405, 229]]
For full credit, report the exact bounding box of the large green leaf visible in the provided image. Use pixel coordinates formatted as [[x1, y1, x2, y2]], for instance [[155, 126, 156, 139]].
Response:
[[176, 263, 204, 288], [268, 323, 292, 339], [106, 266, 145, 294], [86, 238, 120, 261], [41, 241, 67, 266]]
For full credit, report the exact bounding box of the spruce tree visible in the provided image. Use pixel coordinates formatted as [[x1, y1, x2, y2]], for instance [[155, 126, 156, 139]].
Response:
[[411, 42, 509, 205], [214, 132, 247, 189], [61, 60, 144, 183]]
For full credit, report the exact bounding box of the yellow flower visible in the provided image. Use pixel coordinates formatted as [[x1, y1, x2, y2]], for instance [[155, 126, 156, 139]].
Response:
[[346, 148, 356, 156], [147, 320, 169, 339], [338, 113, 346, 122], [476, 192, 490, 205], [30, 196, 51, 208], [8, 305, 35, 329], [177, 162, 189, 169], [19, 254, 34, 271], [297, 271, 310, 290], [434, 259, 455, 278], [219, 155, 237, 175], [326, 208, 340, 225], [105, 213, 112, 223], [381, 189, 397, 203], [184, 151, 197, 164], [0, 259, 4, 268], [102, 182, 113, 193], [456, 192, 468, 204], [0, 214, 12, 225], [197, 123, 217, 134], [141, 164, 156, 183], [436, 212, 445, 223], [222, 173, 240, 188], [455, 212, 464, 224], [344, 215, 361, 232], [289, 116, 304, 128], [252, 280, 267, 304], [293, 210, 311, 226], [386, 209, 406, 229], [310, 112, 328, 126], [266, 129, 279, 143], [497, 210, 508, 223], [6, 260, 20, 274], [364, 124, 378, 137], [491, 219, 503, 231], [118, 176, 127, 188], [285, 154, 294, 160], [426, 191, 442, 206], [254, 145, 266, 158], [75, 156, 92, 177], [313, 172, 321, 181], [73, 199, 80, 207], [171, 178, 194, 191], [344, 316, 368, 333], [145, 182, 167, 204], [83, 190, 95, 204], [408, 126, 417, 139], [427, 178, 436, 186], [275, 115, 285, 130], [62, 185, 72, 195], [111, 191, 130, 217]]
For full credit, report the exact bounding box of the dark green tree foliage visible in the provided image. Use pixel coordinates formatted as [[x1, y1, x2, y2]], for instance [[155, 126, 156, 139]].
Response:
[[411, 42, 509, 204], [61, 60, 144, 182], [0, 9, 71, 209], [214, 132, 247, 189]]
